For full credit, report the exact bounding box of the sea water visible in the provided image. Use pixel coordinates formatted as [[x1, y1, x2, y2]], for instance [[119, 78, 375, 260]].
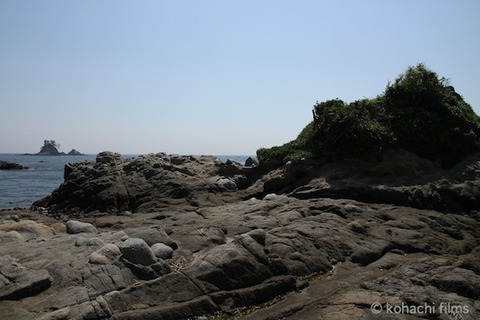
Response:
[[0, 153, 251, 210]]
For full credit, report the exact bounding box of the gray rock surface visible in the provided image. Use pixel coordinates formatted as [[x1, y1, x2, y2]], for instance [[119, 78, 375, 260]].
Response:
[[0, 256, 52, 300], [1, 150, 479, 319], [42, 152, 257, 213]]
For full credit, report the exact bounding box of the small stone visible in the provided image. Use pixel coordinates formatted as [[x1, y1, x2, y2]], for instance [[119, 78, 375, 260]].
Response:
[[263, 193, 278, 200], [89, 252, 109, 265], [118, 238, 157, 266], [151, 243, 174, 260], [75, 236, 87, 247], [66, 220, 97, 234], [86, 238, 105, 246], [216, 178, 237, 190], [89, 244, 121, 265], [5, 215, 21, 222], [96, 244, 121, 260]]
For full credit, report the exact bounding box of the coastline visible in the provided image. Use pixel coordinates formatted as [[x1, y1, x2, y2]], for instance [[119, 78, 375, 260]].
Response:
[[0, 150, 478, 319], [0, 153, 253, 210]]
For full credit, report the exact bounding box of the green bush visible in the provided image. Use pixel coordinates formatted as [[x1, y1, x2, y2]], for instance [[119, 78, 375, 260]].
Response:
[[312, 97, 394, 160], [384, 64, 480, 167], [259, 64, 480, 168], [257, 122, 315, 165]]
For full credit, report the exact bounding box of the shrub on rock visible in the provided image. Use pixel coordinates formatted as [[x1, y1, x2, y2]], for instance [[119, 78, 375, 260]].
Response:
[[383, 64, 480, 167], [258, 64, 480, 169]]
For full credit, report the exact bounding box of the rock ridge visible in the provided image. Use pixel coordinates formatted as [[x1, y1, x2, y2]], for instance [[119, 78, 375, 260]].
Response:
[[36, 150, 480, 215]]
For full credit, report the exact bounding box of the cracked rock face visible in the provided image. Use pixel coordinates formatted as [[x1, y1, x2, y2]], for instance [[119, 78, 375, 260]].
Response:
[[0, 256, 52, 301], [1, 195, 480, 319], [43, 152, 256, 214]]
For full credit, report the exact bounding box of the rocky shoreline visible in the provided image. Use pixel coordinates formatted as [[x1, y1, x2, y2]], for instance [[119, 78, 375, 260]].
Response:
[[1, 151, 479, 319]]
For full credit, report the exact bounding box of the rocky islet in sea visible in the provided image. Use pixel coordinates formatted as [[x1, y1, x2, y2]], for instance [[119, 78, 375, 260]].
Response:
[[33, 140, 85, 156], [0, 160, 28, 170]]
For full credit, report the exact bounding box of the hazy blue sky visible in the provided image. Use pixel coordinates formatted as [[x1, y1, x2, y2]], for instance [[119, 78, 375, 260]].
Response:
[[1, 1, 479, 155]]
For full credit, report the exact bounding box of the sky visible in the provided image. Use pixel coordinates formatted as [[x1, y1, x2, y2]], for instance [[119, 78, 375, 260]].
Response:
[[1, 0, 479, 155]]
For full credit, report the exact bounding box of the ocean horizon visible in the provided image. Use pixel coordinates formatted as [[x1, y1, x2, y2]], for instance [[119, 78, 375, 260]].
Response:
[[0, 153, 253, 210]]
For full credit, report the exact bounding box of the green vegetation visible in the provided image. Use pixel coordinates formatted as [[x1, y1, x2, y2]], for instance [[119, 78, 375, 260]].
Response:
[[384, 64, 480, 167], [257, 122, 315, 166], [258, 64, 480, 168]]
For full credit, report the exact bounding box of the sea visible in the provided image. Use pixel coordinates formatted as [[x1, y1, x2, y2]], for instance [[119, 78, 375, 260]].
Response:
[[0, 153, 251, 210]]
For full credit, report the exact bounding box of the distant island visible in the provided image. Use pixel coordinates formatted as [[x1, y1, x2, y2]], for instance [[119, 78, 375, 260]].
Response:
[[33, 140, 85, 156]]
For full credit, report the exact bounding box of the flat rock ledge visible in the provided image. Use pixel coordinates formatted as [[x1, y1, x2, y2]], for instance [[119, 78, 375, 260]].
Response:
[[1, 193, 480, 319], [0, 256, 52, 300]]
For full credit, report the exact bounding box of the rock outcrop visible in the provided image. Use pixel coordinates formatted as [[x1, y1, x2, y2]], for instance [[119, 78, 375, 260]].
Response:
[[67, 149, 84, 156], [0, 161, 28, 170], [40, 150, 480, 216], [259, 150, 480, 214], [42, 152, 259, 213]]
